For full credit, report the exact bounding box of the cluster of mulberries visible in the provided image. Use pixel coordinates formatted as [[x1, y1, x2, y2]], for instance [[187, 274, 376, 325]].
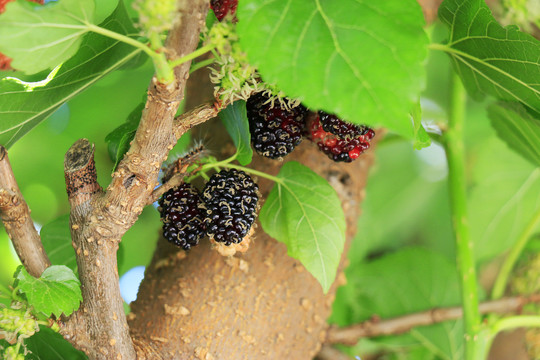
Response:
[[245, 94, 375, 163], [158, 170, 259, 250]]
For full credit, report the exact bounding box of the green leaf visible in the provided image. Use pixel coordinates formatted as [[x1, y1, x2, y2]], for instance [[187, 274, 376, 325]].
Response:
[[470, 136, 540, 262], [411, 100, 431, 150], [438, 0, 540, 113], [335, 248, 464, 359], [488, 102, 540, 167], [105, 102, 144, 170], [259, 161, 345, 293], [219, 100, 253, 166], [15, 266, 82, 317], [0, 0, 142, 148], [25, 325, 87, 360], [40, 215, 77, 273], [237, 0, 428, 139], [0, 0, 95, 74]]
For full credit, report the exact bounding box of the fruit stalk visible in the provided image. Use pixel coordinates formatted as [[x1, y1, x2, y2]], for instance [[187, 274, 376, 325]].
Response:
[[444, 73, 482, 359]]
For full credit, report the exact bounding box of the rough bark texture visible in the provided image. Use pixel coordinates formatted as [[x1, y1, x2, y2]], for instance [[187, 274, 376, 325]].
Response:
[[63, 139, 134, 359], [59, 2, 210, 359], [327, 294, 540, 345], [129, 138, 375, 359], [0, 146, 50, 278]]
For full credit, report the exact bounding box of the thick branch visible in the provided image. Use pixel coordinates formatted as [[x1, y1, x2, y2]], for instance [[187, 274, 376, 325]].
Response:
[[326, 294, 540, 346], [0, 146, 50, 277], [63, 139, 134, 359], [59, 2, 210, 359]]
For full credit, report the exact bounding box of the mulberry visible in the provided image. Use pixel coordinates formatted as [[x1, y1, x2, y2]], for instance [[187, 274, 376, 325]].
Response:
[[309, 113, 374, 162], [210, 0, 237, 21], [202, 169, 259, 245], [318, 111, 372, 139], [247, 93, 307, 159], [159, 183, 206, 250]]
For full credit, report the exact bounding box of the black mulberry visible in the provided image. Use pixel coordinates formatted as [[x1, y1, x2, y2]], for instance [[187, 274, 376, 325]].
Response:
[[159, 183, 206, 250], [202, 169, 259, 245], [247, 93, 307, 159]]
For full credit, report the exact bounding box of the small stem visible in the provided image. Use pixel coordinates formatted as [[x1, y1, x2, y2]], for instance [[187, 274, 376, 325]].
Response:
[[201, 155, 282, 183], [428, 43, 451, 52], [148, 32, 174, 83], [86, 24, 174, 83], [445, 72, 482, 359], [224, 163, 281, 183], [12, 286, 19, 300], [493, 315, 540, 334], [169, 43, 215, 68], [492, 206, 540, 300], [190, 58, 215, 74], [86, 24, 156, 59]]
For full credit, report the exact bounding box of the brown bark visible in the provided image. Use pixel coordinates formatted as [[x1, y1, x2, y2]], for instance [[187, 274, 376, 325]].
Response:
[[326, 294, 540, 346], [58, 2, 210, 359], [0, 145, 50, 278]]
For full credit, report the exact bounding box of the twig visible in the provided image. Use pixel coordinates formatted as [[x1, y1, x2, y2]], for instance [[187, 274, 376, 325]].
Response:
[[173, 101, 219, 139], [147, 165, 201, 205], [326, 294, 540, 345], [0, 146, 50, 277]]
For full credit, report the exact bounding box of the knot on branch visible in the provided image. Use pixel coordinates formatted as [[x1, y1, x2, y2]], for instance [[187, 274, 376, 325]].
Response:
[[64, 139, 102, 204]]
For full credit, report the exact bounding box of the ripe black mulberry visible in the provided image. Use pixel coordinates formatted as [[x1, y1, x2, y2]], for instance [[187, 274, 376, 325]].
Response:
[[159, 183, 206, 250], [202, 169, 259, 245], [247, 93, 307, 159]]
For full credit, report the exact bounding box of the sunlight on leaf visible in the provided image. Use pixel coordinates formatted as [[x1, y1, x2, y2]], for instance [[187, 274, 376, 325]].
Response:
[[0, 1, 140, 147], [0, 0, 95, 74]]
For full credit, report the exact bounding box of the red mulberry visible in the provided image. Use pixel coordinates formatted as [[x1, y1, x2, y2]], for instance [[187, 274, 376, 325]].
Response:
[[309, 113, 374, 162]]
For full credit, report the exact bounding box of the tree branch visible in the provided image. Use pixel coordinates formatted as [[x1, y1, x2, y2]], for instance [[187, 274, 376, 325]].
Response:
[[325, 294, 540, 346], [173, 102, 218, 139], [0, 145, 50, 278], [59, 2, 210, 359]]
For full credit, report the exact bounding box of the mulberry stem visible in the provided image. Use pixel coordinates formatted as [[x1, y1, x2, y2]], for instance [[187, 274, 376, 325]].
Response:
[[444, 73, 482, 359]]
